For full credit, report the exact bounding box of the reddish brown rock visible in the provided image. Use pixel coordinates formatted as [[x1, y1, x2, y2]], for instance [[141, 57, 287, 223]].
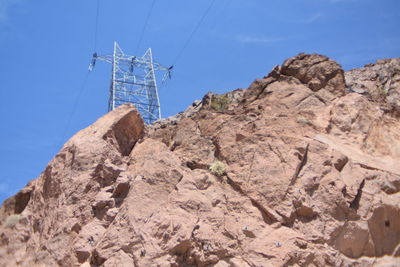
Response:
[[280, 53, 346, 97], [346, 57, 400, 114], [1, 54, 399, 266], [0, 104, 144, 266]]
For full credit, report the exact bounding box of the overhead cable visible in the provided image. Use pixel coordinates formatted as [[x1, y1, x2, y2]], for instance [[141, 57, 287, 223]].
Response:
[[172, 0, 217, 65], [93, 0, 100, 52], [135, 0, 157, 55], [58, 72, 90, 150]]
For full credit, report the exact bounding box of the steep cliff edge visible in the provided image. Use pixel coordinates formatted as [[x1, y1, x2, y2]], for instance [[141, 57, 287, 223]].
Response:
[[1, 54, 399, 267]]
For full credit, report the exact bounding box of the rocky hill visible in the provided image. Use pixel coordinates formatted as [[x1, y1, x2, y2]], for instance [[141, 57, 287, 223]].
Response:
[[0, 54, 399, 267]]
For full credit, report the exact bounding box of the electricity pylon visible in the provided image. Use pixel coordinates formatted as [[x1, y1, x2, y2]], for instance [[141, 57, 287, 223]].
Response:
[[89, 42, 172, 124]]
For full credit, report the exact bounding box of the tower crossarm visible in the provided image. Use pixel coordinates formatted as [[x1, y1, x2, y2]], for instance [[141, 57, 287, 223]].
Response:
[[95, 54, 113, 64], [92, 54, 170, 71]]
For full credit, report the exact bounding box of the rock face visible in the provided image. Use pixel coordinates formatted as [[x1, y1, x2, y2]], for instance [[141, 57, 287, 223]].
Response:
[[1, 54, 400, 267], [346, 58, 400, 114]]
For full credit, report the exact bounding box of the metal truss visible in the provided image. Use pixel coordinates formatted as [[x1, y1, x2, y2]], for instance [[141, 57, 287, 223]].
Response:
[[89, 42, 172, 124]]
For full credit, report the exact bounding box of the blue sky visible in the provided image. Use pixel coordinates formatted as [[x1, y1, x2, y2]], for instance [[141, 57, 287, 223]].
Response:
[[0, 0, 399, 203]]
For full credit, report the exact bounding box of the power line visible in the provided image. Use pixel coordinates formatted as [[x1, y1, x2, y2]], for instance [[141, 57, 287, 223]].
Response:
[[135, 0, 156, 55], [58, 72, 90, 150], [172, 0, 217, 65], [93, 0, 100, 52], [57, 0, 101, 151], [210, 0, 233, 30]]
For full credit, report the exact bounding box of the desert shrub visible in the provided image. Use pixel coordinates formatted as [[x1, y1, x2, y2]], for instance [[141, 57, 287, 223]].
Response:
[[209, 161, 226, 176], [297, 116, 312, 126], [379, 87, 388, 97], [4, 214, 21, 228], [210, 95, 231, 112]]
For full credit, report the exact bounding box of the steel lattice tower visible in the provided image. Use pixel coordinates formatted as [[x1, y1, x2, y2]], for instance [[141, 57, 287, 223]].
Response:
[[89, 42, 172, 124]]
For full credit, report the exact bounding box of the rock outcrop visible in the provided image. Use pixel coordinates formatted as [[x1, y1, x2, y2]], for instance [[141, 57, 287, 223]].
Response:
[[346, 57, 400, 114], [1, 54, 399, 266]]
